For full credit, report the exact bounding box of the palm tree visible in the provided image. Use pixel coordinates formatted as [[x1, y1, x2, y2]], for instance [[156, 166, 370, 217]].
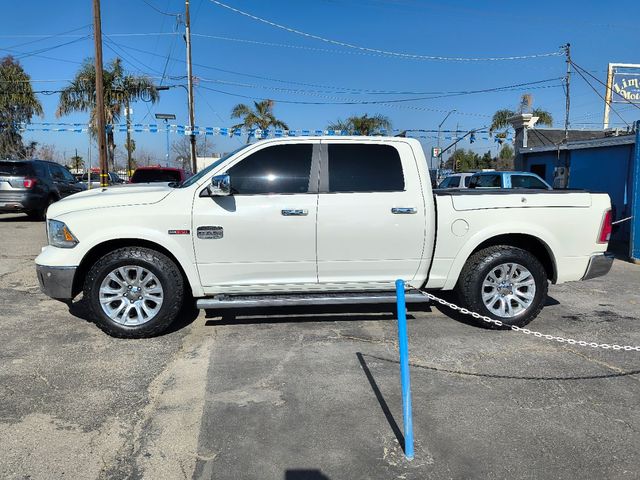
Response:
[[490, 93, 553, 134], [0, 56, 43, 159], [69, 154, 84, 173], [327, 114, 391, 135], [230, 100, 288, 143], [57, 58, 159, 169]]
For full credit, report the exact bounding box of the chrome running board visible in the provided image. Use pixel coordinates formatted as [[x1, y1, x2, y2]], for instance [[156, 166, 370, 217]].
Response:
[[196, 290, 428, 309]]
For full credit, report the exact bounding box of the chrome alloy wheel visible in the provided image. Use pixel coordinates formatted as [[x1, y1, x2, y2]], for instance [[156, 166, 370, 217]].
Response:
[[98, 265, 164, 326], [481, 262, 536, 318]]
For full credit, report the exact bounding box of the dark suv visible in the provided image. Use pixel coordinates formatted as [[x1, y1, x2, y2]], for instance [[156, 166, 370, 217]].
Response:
[[0, 159, 86, 219]]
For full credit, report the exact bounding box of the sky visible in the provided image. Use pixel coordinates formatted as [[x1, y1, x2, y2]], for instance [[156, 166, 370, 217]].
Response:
[[1, 0, 639, 166]]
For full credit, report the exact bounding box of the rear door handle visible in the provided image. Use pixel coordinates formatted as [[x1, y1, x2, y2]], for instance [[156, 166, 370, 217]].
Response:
[[281, 209, 308, 216], [391, 207, 417, 214]]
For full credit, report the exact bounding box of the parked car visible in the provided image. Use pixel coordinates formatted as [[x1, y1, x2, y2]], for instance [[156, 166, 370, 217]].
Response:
[[0, 159, 86, 219], [468, 171, 552, 190], [36, 137, 612, 338], [438, 172, 474, 189], [80, 171, 125, 189], [130, 166, 189, 184]]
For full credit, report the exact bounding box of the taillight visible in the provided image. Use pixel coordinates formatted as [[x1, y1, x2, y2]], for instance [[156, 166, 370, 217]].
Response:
[[597, 209, 612, 244], [23, 178, 37, 189]]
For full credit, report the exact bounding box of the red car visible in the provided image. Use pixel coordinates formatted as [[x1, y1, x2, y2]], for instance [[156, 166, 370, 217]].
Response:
[[130, 166, 190, 184]]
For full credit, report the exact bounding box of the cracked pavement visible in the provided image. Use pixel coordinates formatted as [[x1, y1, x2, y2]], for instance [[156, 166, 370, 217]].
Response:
[[0, 213, 639, 479]]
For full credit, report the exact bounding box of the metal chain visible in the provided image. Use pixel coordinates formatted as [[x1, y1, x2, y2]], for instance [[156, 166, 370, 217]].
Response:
[[410, 287, 640, 352]]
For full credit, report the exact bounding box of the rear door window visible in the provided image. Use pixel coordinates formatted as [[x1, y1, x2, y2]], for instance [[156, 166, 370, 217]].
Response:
[[438, 177, 455, 188], [60, 167, 76, 182], [511, 175, 549, 189], [0, 161, 33, 176], [227, 144, 313, 195], [469, 174, 501, 188], [327, 144, 404, 192], [49, 164, 67, 181], [32, 162, 46, 177], [464, 176, 472, 187]]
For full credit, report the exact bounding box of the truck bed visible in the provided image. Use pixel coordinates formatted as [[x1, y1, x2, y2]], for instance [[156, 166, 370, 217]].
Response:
[[433, 188, 589, 195]]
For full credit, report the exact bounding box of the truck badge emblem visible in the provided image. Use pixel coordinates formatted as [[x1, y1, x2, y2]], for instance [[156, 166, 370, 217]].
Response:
[[197, 226, 223, 239]]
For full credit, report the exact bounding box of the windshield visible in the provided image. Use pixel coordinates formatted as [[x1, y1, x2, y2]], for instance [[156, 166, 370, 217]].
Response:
[[179, 145, 251, 188], [131, 169, 182, 183]]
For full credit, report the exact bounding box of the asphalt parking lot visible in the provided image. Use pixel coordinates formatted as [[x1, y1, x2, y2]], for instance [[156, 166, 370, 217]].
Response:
[[1, 213, 639, 480]]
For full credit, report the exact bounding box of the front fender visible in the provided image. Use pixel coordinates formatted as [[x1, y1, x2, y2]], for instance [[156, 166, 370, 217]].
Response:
[[36, 206, 203, 297]]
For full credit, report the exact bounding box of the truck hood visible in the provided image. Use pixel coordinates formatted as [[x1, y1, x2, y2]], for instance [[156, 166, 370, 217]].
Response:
[[48, 184, 175, 217]]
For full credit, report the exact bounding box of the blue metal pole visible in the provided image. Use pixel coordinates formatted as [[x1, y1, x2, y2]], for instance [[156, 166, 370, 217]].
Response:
[[631, 121, 640, 261], [395, 279, 414, 460], [165, 119, 170, 167]]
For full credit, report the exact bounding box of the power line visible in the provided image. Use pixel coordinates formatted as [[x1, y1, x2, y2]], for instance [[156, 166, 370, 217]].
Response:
[[107, 40, 562, 99], [0, 25, 91, 50], [0, 36, 90, 61], [195, 84, 491, 117], [208, 0, 564, 62], [0, 50, 84, 65], [140, 0, 182, 17], [190, 33, 445, 60], [106, 32, 179, 37], [0, 90, 64, 96], [0, 31, 180, 39], [103, 37, 166, 76], [195, 77, 563, 102], [195, 86, 245, 145]]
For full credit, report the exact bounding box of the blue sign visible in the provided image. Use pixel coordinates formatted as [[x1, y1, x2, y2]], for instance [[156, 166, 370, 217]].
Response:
[[611, 68, 640, 103]]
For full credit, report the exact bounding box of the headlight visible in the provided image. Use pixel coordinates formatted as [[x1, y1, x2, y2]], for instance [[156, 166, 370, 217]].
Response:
[[47, 220, 79, 248]]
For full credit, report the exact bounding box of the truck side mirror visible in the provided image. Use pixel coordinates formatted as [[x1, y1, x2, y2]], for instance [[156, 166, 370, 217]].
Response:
[[209, 174, 231, 196]]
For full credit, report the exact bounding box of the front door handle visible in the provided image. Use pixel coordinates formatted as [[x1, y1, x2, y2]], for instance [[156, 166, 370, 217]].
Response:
[[282, 209, 308, 216], [391, 207, 417, 214]]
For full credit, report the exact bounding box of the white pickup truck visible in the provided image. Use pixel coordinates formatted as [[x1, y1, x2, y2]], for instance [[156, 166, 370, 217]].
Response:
[[36, 137, 614, 338]]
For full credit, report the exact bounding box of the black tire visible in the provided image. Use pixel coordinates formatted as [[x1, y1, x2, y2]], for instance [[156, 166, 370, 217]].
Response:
[[455, 245, 548, 329], [84, 247, 185, 338]]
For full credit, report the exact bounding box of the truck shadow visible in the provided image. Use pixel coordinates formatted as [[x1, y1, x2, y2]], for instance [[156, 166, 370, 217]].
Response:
[[359, 352, 640, 382], [203, 303, 427, 326], [67, 296, 201, 335], [0, 214, 39, 222]]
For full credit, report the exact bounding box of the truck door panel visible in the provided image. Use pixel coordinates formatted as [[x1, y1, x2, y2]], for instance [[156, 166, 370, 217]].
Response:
[[316, 141, 426, 285], [192, 142, 319, 289]]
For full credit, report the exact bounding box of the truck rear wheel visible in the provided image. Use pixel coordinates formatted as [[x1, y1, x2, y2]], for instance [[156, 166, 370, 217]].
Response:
[[455, 245, 548, 329], [84, 247, 184, 338]]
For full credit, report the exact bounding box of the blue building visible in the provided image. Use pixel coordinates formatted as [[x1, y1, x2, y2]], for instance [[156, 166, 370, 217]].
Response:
[[517, 122, 640, 261]]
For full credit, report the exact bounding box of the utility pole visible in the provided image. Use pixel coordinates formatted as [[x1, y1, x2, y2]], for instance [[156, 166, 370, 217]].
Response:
[[125, 98, 132, 180], [603, 63, 614, 129], [454, 122, 459, 154], [563, 43, 571, 144], [185, 0, 198, 173], [92, 0, 109, 187], [437, 109, 456, 171]]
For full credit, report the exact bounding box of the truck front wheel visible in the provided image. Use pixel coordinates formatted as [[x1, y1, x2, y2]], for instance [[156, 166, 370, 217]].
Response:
[[456, 246, 548, 328], [84, 247, 185, 338]]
